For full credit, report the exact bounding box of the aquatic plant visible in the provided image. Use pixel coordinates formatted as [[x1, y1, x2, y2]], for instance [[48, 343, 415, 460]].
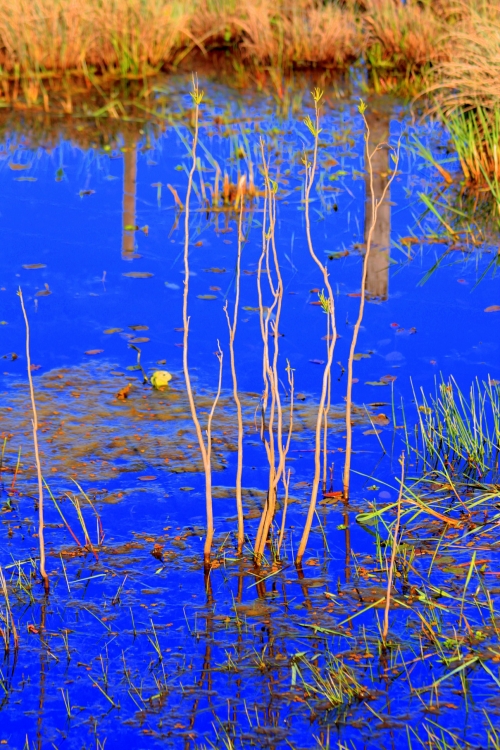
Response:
[[253, 142, 292, 564], [410, 376, 500, 482], [223, 199, 245, 554], [18, 288, 49, 594], [182, 77, 224, 572], [296, 88, 338, 567]]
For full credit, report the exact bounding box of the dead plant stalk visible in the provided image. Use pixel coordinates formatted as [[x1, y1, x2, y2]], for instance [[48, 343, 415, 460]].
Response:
[[18, 287, 49, 593], [253, 144, 293, 563], [296, 89, 338, 566], [223, 196, 245, 554], [182, 78, 223, 571], [342, 104, 400, 500]]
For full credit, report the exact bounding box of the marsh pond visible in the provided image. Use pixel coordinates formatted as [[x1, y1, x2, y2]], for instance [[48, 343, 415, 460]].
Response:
[[0, 77, 499, 749]]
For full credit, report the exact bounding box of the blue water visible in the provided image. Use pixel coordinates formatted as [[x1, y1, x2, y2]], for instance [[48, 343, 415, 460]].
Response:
[[0, 81, 499, 748]]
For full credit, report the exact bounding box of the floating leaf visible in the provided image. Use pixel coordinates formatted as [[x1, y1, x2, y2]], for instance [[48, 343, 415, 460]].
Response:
[[9, 162, 31, 170], [130, 337, 150, 343], [129, 325, 149, 331], [103, 328, 123, 334], [35, 283, 51, 297], [85, 349, 103, 355], [310, 359, 325, 365], [204, 268, 226, 273], [79, 189, 95, 197], [23, 264, 46, 270], [138, 476, 157, 482], [123, 272, 153, 279], [380, 374, 397, 383], [197, 294, 217, 300], [485, 305, 500, 313], [116, 384, 131, 400], [15, 177, 37, 182], [126, 365, 142, 371], [365, 381, 388, 386]]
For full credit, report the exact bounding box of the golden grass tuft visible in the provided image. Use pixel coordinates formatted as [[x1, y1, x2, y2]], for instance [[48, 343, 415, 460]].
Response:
[[0, 0, 482, 84], [433, 1, 500, 111], [363, 0, 450, 74]]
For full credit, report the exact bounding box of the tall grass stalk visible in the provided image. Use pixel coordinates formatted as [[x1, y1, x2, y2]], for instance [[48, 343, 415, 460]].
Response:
[[342, 103, 400, 501], [382, 452, 404, 646], [223, 198, 245, 554], [296, 88, 337, 566], [182, 77, 223, 571], [18, 288, 49, 594]]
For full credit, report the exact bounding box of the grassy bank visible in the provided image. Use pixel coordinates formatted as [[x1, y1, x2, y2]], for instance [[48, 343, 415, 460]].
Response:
[[0, 0, 499, 197], [0, 0, 487, 90]]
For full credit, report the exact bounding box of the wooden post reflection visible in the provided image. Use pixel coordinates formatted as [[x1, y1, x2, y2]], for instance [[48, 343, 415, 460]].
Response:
[[36, 597, 48, 750], [364, 111, 391, 301], [122, 136, 137, 256]]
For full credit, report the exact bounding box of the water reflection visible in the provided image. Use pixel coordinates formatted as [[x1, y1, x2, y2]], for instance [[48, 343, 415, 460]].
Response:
[[364, 110, 391, 301], [122, 136, 138, 256]]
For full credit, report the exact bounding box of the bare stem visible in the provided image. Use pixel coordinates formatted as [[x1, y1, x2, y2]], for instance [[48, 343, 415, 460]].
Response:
[[343, 108, 401, 500], [382, 452, 405, 645], [296, 90, 338, 566], [18, 287, 49, 594], [182, 77, 221, 572], [223, 198, 245, 554]]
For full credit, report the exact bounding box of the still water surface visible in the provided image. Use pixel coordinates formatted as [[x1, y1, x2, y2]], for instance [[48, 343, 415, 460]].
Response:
[[0, 80, 499, 748]]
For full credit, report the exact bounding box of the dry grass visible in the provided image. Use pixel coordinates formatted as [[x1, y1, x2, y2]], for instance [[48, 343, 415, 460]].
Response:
[[0, 0, 479, 85], [432, 1, 500, 111], [363, 0, 449, 71]]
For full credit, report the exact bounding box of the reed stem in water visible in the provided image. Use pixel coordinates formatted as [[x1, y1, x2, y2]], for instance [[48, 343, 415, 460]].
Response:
[[18, 287, 49, 594]]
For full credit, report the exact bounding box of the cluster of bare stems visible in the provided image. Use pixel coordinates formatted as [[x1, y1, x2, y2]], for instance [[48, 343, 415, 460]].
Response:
[[253, 142, 295, 566], [296, 89, 338, 568], [180, 82, 402, 572], [182, 77, 225, 573]]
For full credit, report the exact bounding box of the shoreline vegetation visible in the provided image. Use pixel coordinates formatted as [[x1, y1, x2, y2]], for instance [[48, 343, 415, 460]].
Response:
[[0, 0, 496, 101], [0, 0, 499, 198]]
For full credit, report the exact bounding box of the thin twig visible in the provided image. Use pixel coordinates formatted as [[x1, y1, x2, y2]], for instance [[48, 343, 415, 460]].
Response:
[[18, 287, 49, 594]]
